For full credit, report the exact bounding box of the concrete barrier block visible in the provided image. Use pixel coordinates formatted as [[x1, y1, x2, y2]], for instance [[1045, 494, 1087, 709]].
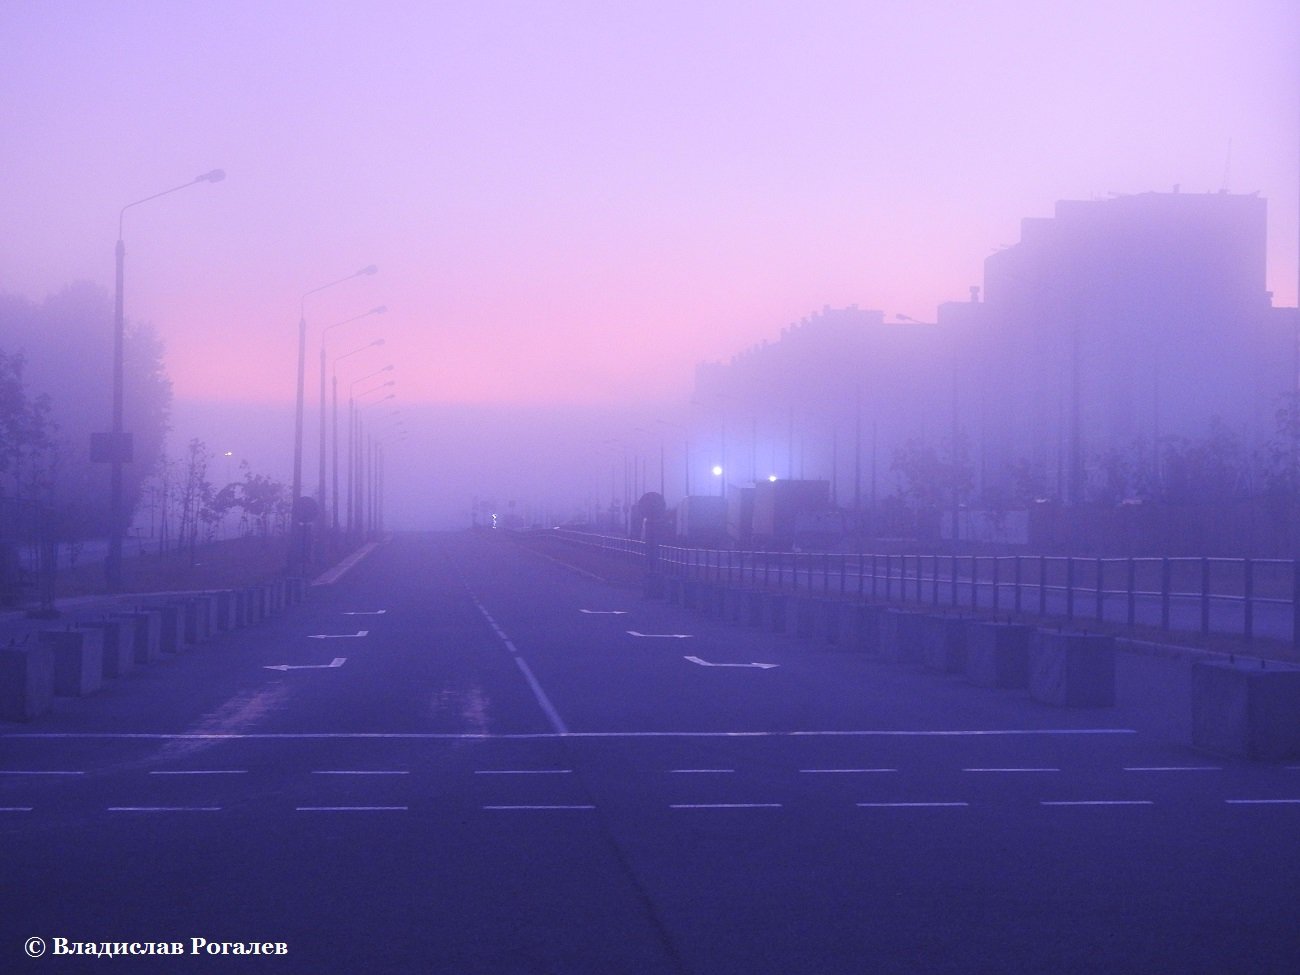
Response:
[[918, 615, 968, 674], [786, 596, 818, 639], [761, 592, 789, 632], [244, 586, 265, 624], [171, 597, 210, 645], [966, 622, 1033, 688], [39, 628, 104, 696], [147, 604, 185, 653], [879, 609, 926, 665], [819, 600, 843, 645], [78, 619, 134, 678], [1030, 631, 1115, 708], [1192, 661, 1300, 761], [0, 641, 56, 721], [267, 579, 286, 614], [114, 610, 163, 664], [836, 604, 884, 654], [213, 590, 238, 632]]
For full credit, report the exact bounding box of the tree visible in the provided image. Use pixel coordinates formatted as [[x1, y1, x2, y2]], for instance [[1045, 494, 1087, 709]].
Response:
[[0, 284, 172, 546]]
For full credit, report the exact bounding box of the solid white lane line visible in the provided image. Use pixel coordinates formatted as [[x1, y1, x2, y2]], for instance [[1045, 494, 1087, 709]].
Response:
[[800, 768, 897, 774], [857, 802, 968, 809], [149, 770, 248, 776], [670, 803, 782, 809], [1, 728, 1137, 741], [474, 769, 573, 775], [963, 768, 1060, 773], [1226, 799, 1300, 805], [513, 657, 570, 736], [0, 807, 34, 812], [0, 770, 84, 775], [483, 805, 595, 810], [1125, 766, 1222, 772], [470, 596, 571, 736], [311, 770, 409, 775], [669, 769, 735, 774], [296, 806, 408, 811], [1040, 800, 1153, 807], [108, 806, 222, 812]]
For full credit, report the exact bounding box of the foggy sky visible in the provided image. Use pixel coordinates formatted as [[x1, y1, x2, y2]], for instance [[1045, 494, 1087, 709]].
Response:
[[2, 1, 1298, 528]]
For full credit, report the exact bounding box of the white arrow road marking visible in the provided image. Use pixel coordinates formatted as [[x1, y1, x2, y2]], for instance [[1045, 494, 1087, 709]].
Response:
[[307, 630, 369, 639], [627, 630, 693, 639], [264, 657, 347, 672], [684, 655, 778, 669], [580, 609, 628, 615], [342, 610, 387, 616]]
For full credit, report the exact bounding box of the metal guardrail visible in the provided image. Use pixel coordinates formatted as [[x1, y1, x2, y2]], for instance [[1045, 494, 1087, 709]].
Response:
[[547, 529, 1299, 647]]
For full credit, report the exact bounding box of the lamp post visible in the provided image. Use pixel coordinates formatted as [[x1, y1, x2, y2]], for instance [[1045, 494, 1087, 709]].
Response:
[[319, 306, 385, 532], [106, 168, 224, 590], [292, 265, 376, 570], [351, 386, 395, 535], [331, 340, 386, 532]]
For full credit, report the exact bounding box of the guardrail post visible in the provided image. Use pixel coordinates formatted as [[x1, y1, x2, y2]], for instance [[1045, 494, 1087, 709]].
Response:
[[1095, 557, 1104, 621], [1160, 557, 1171, 631], [840, 552, 847, 595], [1292, 559, 1300, 650], [1039, 555, 1047, 615], [1243, 558, 1254, 643], [1013, 555, 1022, 614], [823, 550, 830, 595], [1065, 556, 1075, 620], [932, 553, 940, 606], [1200, 557, 1210, 636], [992, 556, 1000, 611], [951, 554, 959, 608], [970, 554, 978, 608], [884, 554, 892, 601], [1126, 558, 1136, 627]]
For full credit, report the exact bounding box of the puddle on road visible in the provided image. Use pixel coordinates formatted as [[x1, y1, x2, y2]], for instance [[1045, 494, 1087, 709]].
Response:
[[430, 685, 492, 735]]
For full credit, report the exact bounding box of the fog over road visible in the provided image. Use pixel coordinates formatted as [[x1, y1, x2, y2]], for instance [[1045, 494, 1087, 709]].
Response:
[[3, 532, 1299, 973]]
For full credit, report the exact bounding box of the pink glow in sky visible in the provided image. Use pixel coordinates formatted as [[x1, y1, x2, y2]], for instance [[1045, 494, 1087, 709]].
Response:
[[2, 3, 1300, 530], [2, 0, 1297, 417]]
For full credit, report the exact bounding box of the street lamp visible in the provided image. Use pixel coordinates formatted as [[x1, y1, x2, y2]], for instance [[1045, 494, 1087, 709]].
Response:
[[354, 392, 396, 536], [319, 306, 385, 529], [291, 265, 376, 569], [106, 168, 224, 590], [331, 340, 386, 532]]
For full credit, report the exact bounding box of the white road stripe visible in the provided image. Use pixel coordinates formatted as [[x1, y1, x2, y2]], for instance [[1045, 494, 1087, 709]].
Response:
[[0, 770, 84, 775], [1041, 800, 1154, 807], [0, 807, 34, 812], [470, 596, 570, 736], [669, 769, 735, 774], [857, 802, 968, 808], [108, 806, 222, 812], [963, 768, 1060, 773], [1225, 799, 1300, 805], [800, 768, 897, 774], [474, 769, 572, 775], [670, 803, 782, 809], [311, 770, 409, 775], [0, 728, 1137, 741], [483, 805, 595, 810], [149, 770, 248, 776], [296, 806, 408, 811], [1125, 766, 1222, 772]]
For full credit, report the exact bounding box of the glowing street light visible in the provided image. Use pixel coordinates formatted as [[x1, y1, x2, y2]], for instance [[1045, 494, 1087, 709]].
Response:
[[106, 169, 224, 590]]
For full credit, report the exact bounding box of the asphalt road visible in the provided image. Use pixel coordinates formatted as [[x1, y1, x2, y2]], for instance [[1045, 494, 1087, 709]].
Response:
[[3, 530, 1299, 974]]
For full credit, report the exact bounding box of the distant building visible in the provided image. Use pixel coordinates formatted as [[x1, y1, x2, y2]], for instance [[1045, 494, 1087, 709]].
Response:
[[692, 190, 1296, 529], [959, 190, 1292, 503]]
